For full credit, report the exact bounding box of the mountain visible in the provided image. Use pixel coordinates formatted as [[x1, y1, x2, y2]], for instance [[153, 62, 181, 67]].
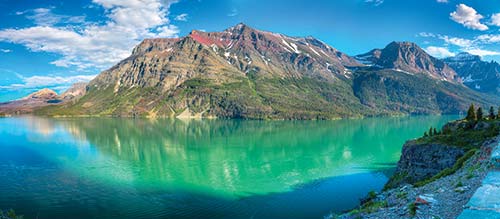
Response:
[[443, 52, 500, 93], [36, 24, 498, 119], [0, 84, 87, 116], [60, 82, 88, 100], [355, 42, 460, 82]]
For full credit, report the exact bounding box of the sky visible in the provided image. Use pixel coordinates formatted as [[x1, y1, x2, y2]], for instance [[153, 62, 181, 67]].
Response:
[[1, 0, 500, 101]]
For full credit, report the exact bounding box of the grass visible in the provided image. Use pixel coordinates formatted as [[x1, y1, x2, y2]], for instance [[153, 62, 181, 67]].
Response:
[[413, 148, 477, 187], [466, 163, 481, 179], [384, 171, 408, 190]]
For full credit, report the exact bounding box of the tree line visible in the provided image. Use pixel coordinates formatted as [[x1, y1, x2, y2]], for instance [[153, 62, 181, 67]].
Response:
[[423, 104, 499, 137]]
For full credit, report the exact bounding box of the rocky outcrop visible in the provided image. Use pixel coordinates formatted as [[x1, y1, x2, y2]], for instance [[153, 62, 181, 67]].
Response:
[[389, 141, 465, 187]]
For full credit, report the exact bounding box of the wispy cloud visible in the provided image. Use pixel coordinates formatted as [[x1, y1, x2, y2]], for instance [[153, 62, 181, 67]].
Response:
[[364, 0, 384, 6], [174, 13, 188, 21], [436, 0, 448, 3], [21, 7, 86, 26], [491, 13, 500, 27], [0, 49, 11, 53], [464, 49, 500, 57], [425, 46, 455, 58], [450, 4, 488, 31], [0, 74, 96, 91], [227, 9, 238, 17], [419, 32, 500, 58], [0, 0, 180, 70]]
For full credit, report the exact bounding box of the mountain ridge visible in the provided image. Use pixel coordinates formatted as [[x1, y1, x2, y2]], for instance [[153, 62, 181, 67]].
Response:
[[355, 41, 460, 82], [443, 52, 500, 93], [29, 23, 500, 119]]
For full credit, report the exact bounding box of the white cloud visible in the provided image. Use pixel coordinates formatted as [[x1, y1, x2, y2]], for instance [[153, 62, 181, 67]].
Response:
[[364, 0, 384, 6], [23, 7, 86, 26], [174, 13, 188, 21], [0, 0, 180, 70], [418, 32, 436, 38], [491, 13, 500, 27], [464, 49, 500, 57], [476, 34, 500, 44], [440, 35, 473, 47], [425, 46, 455, 58], [450, 4, 488, 31], [436, 0, 448, 3], [227, 9, 238, 17], [0, 74, 96, 90], [0, 49, 11, 53]]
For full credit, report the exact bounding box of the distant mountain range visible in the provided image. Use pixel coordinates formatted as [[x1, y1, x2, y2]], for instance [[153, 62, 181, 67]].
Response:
[[5, 23, 499, 119], [443, 52, 500, 94], [0, 83, 86, 115]]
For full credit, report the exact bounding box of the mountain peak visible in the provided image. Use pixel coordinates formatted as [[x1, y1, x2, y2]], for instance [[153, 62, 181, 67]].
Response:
[[449, 52, 482, 61], [388, 41, 418, 47], [23, 88, 58, 100], [356, 41, 459, 82]]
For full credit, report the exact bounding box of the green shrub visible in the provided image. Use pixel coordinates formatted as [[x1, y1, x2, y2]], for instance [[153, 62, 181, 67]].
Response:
[[408, 203, 417, 216]]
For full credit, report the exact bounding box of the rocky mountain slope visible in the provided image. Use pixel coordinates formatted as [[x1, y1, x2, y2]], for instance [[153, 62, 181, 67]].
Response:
[[355, 42, 460, 82], [443, 52, 500, 93], [37, 24, 498, 119]]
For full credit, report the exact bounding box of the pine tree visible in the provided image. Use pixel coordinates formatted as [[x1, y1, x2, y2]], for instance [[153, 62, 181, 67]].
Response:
[[477, 107, 483, 121], [424, 131, 428, 137], [489, 106, 496, 120], [433, 128, 438, 135], [429, 127, 433, 136], [466, 104, 476, 121], [497, 106, 500, 120]]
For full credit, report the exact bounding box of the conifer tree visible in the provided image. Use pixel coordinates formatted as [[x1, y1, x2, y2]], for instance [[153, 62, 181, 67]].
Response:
[[424, 131, 428, 137], [489, 106, 496, 120], [433, 128, 438, 135], [477, 107, 483, 121], [429, 127, 433, 136], [466, 104, 476, 121], [497, 106, 500, 120]]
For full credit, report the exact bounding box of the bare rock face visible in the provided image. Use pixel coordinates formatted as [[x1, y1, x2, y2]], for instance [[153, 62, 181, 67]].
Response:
[[60, 82, 88, 100], [387, 141, 465, 188], [356, 42, 460, 82], [90, 23, 362, 93]]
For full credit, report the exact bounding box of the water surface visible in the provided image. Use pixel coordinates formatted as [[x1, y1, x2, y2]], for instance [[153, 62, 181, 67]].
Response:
[[0, 115, 459, 218]]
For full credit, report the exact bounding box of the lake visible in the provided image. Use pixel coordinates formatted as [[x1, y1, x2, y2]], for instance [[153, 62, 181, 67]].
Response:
[[0, 115, 459, 218]]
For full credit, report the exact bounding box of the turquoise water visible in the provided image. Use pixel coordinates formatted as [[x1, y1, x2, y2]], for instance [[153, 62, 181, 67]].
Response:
[[0, 115, 459, 218]]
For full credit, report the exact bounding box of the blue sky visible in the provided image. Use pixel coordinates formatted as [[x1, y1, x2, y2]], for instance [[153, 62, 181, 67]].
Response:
[[1, 0, 500, 101]]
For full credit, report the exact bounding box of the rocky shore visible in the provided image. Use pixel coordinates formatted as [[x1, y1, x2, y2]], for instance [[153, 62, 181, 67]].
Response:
[[331, 119, 500, 219]]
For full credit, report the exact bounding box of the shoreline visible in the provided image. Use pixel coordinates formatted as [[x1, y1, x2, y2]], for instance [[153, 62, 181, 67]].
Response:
[[334, 119, 500, 219]]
